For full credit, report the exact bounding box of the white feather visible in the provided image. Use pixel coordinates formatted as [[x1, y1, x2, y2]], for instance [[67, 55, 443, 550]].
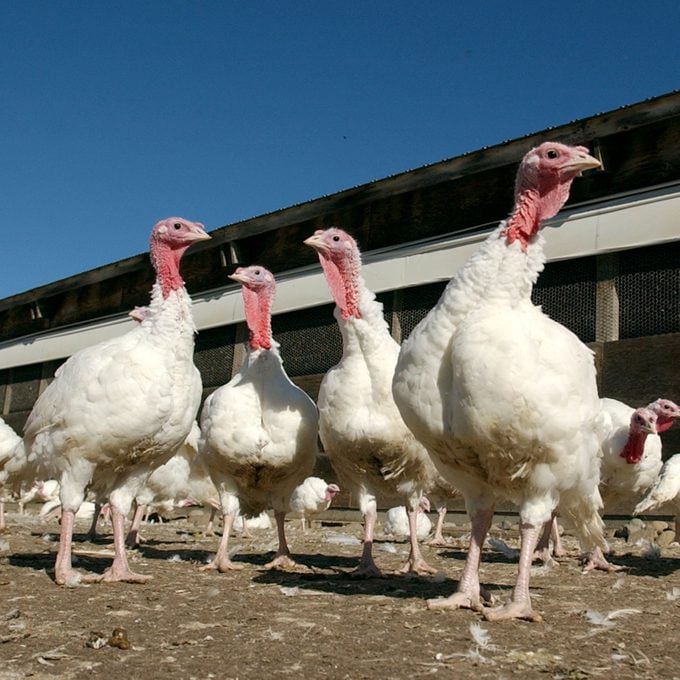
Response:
[[583, 608, 642, 626]]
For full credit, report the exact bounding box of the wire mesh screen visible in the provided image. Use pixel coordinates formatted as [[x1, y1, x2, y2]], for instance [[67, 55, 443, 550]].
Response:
[[396, 281, 447, 343], [532, 256, 597, 343], [618, 241, 680, 339], [194, 326, 236, 389], [8, 364, 43, 413], [395, 259, 598, 345], [273, 302, 342, 376]]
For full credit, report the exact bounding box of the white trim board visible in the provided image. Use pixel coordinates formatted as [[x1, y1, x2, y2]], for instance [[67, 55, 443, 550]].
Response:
[[1, 184, 678, 370]]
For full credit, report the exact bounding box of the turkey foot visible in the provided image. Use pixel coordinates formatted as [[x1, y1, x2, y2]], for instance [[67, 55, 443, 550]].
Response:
[[483, 600, 543, 622], [350, 558, 383, 578], [426, 535, 449, 547], [263, 553, 298, 570], [427, 584, 493, 611], [200, 557, 244, 572], [581, 547, 622, 573], [534, 547, 559, 568], [427, 589, 485, 612], [55, 568, 104, 586], [98, 566, 152, 584], [396, 557, 439, 576]]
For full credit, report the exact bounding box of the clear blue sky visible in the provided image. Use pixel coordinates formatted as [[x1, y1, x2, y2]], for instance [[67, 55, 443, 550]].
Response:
[[2, 1, 679, 300]]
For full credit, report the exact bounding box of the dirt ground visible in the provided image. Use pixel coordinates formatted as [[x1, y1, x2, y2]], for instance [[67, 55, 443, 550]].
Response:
[[0, 507, 679, 680]]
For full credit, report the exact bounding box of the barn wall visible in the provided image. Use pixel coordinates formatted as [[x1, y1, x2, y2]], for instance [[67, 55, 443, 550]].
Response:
[[2, 240, 677, 458]]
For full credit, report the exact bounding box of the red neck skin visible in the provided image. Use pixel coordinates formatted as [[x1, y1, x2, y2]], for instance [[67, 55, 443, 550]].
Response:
[[500, 189, 541, 251], [320, 250, 361, 320], [500, 173, 573, 251], [242, 286, 273, 350], [150, 242, 191, 298], [620, 430, 649, 465], [655, 417, 676, 433]]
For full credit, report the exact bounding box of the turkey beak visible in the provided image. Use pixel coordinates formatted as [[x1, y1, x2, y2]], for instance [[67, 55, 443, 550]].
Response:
[[304, 234, 327, 254], [185, 225, 212, 242], [229, 270, 249, 284], [641, 420, 657, 435], [562, 151, 601, 176]]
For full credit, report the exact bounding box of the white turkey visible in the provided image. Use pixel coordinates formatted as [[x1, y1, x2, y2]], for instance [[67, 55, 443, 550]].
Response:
[[181, 452, 222, 535], [305, 227, 457, 576], [634, 453, 680, 542], [126, 421, 201, 547], [0, 418, 24, 532], [233, 511, 273, 533], [41, 498, 97, 522], [599, 397, 679, 511], [199, 265, 318, 571], [540, 397, 679, 568], [17, 479, 108, 539], [22, 217, 209, 585], [393, 142, 603, 621], [20, 479, 61, 507], [384, 498, 432, 541], [289, 476, 340, 532]]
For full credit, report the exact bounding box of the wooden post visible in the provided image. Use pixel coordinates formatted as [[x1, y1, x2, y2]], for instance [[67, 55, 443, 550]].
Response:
[[596, 253, 620, 343], [231, 322, 248, 376], [391, 289, 403, 344]]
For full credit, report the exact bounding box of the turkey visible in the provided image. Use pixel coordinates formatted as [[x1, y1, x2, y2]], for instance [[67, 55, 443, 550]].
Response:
[[20, 479, 61, 507], [597, 398, 679, 510], [289, 476, 340, 532], [41, 498, 98, 522], [126, 421, 201, 547], [0, 418, 24, 532], [199, 265, 318, 572], [182, 453, 222, 535], [634, 454, 680, 543], [384, 498, 432, 541], [305, 227, 457, 576], [233, 511, 273, 533], [539, 397, 679, 567], [583, 405, 659, 570], [22, 216, 210, 585], [16, 479, 108, 539], [393, 142, 603, 621]]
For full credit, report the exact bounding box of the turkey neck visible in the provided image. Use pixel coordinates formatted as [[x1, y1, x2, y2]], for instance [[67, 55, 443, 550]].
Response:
[[325, 247, 400, 397], [145, 237, 198, 348], [143, 283, 197, 355], [321, 248, 362, 320], [243, 286, 273, 351], [620, 429, 650, 465], [150, 240, 192, 299], [332, 251, 398, 358]]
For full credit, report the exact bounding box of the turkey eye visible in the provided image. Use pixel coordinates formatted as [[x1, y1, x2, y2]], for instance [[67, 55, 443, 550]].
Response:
[[546, 149, 559, 159], [254, 269, 261, 275], [332, 235, 340, 242], [173, 223, 182, 230]]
